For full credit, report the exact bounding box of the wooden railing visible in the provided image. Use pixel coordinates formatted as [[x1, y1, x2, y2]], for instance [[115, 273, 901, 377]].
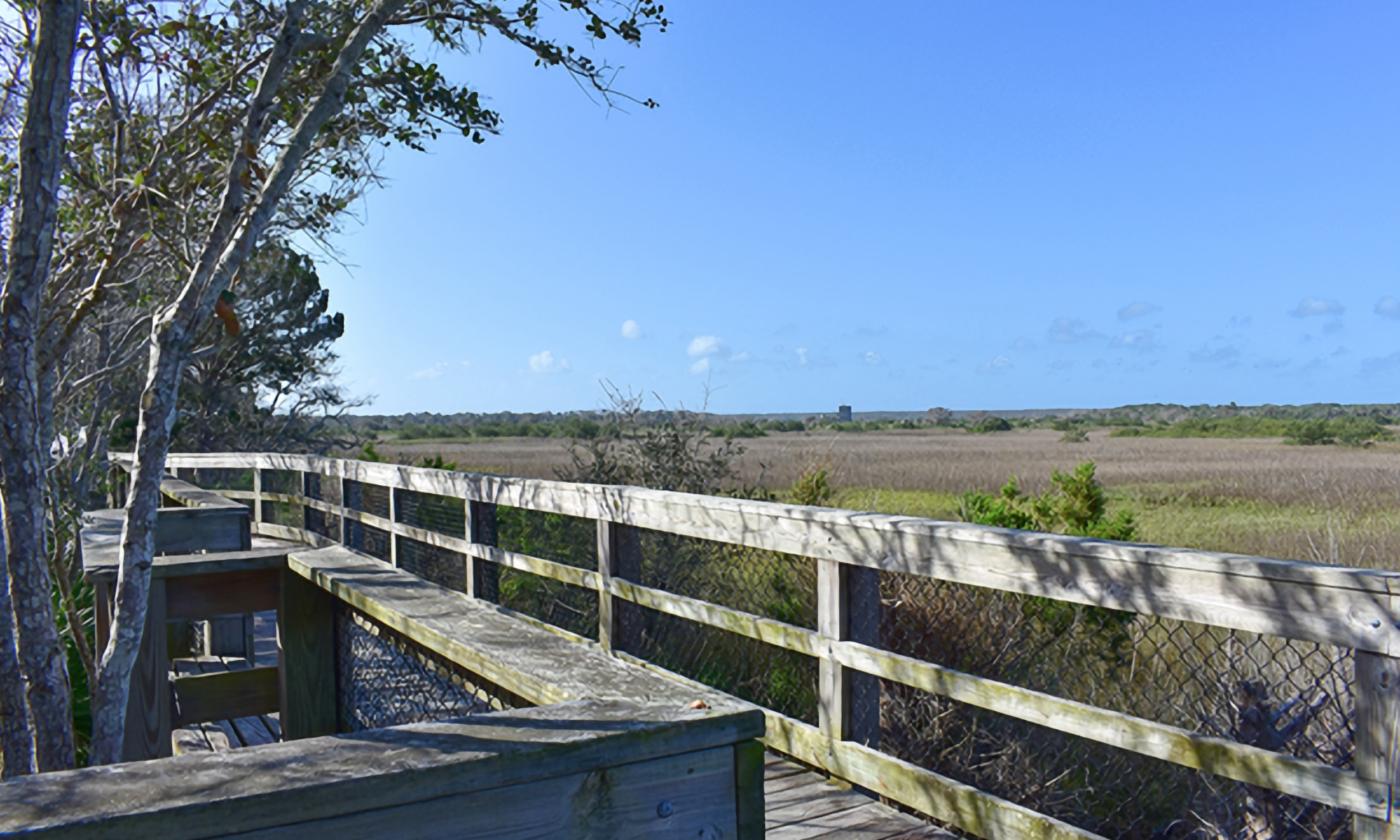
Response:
[[122, 452, 1400, 839]]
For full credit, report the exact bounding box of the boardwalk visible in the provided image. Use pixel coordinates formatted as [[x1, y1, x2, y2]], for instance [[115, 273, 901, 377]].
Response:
[[172, 621, 959, 839]]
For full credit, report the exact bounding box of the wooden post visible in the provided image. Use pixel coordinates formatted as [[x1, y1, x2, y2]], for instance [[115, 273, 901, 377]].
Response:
[[122, 578, 171, 761], [1354, 651, 1399, 837], [466, 499, 499, 603], [278, 568, 338, 739], [252, 466, 264, 526], [817, 559, 881, 748], [733, 739, 766, 840], [596, 520, 642, 654], [388, 487, 399, 567]]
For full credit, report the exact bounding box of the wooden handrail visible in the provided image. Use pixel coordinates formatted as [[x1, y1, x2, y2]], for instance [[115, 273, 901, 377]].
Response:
[[113, 452, 1400, 836]]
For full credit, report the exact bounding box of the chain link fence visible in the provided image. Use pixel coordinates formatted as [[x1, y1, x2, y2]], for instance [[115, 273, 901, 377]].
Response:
[[878, 572, 1354, 837], [335, 606, 524, 732]]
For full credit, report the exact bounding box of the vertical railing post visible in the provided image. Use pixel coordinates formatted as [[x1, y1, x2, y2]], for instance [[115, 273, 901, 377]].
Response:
[[252, 461, 264, 527], [817, 559, 881, 749], [596, 519, 642, 654], [388, 485, 399, 567], [1354, 651, 1399, 837], [278, 567, 338, 740], [466, 499, 499, 602]]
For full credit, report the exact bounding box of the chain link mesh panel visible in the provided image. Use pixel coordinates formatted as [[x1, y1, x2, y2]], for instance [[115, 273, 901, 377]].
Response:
[[394, 488, 466, 539], [877, 571, 1354, 837], [302, 472, 340, 542], [334, 606, 524, 732], [491, 506, 599, 638], [627, 605, 819, 724], [635, 529, 817, 628], [397, 536, 466, 592]]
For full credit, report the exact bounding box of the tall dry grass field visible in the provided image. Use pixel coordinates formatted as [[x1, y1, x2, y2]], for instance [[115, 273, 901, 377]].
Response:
[[377, 428, 1400, 569]]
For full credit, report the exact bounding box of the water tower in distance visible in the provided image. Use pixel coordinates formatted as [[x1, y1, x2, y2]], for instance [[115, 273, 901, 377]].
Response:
[[837, 405, 853, 423]]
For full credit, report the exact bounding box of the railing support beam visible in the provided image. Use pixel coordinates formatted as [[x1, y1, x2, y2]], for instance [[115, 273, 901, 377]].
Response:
[[597, 519, 643, 654], [817, 558, 880, 748]]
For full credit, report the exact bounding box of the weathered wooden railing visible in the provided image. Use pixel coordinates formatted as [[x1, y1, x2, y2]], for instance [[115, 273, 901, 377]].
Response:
[[119, 453, 1400, 838], [7, 485, 764, 837]]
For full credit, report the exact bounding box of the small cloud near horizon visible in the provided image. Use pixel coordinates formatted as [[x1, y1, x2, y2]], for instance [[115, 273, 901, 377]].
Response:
[[1048, 317, 1101, 344], [411, 362, 447, 380], [621, 319, 642, 339], [528, 350, 570, 374], [1289, 297, 1345, 318], [687, 335, 722, 357], [1375, 296, 1400, 320], [1117, 301, 1160, 321]]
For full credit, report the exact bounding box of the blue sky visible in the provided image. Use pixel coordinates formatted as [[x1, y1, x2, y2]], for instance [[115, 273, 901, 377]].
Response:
[[319, 4, 1400, 414]]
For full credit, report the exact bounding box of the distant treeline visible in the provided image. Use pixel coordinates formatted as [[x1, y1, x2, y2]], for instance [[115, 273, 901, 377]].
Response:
[[338, 402, 1400, 443]]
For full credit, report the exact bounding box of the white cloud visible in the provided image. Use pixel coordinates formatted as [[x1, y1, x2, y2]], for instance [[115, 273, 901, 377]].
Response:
[[1047, 317, 1100, 344], [1375, 296, 1400, 320], [1111, 329, 1159, 353], [981, 355, 1012, 373], [621, 319, 642, 339], [1117, 302, 1161, 321], [1290, 297, 1345, 318], [729, 350, 751, 362], [688, 335, 722, 357], [412, 363, 447, 380], [528, 350, 569, 374], [795, 346, 810, 367], [689, 357, 711, 375], [863, 350, 881, 365]]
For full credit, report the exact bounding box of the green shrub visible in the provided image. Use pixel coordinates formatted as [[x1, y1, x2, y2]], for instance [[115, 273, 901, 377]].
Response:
[[959, 461, 1135, 541], [968, 416, 1012, 434], [788, 466, 834, 507]]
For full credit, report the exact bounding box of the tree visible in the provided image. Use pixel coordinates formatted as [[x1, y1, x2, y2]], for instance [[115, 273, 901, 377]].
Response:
[[0, 0, 81, 775], [0, 0, 671, 769]]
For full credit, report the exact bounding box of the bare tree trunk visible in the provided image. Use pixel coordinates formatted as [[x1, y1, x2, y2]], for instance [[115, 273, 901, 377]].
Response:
[[88, 0, 406, 764], [0, 493, 33, 777], [0, 0, 81, 774]]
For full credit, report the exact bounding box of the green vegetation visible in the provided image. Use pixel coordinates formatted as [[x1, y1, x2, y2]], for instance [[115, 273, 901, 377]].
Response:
[[968, 416, 1013, 434], [1110, 414, 1392, 445], [959, 461, 1136, 541]]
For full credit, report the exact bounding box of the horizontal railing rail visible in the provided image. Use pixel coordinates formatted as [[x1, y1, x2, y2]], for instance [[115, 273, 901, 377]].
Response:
[[117, 452, 1400, 839]]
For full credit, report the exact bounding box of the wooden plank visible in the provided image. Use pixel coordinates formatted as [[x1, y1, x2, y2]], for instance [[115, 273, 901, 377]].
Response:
[[234, 744, 738, 839], [818, 559, 880, 747], [0, 698, 760, 838], [734, 739, 766, 840], [154, 505, 251, 555], [204, 615, 254, 660], [768, 802, 934, 839], [122, 578, 171, 762], [596, 520, 643, 654], [171, 665, 279, 727], [278, 567, 337, 741], [165, 568, 280, 620], [828, 636, 1386, 816], [606, 576, 821, 656], [1355, 651, 1400, 837]]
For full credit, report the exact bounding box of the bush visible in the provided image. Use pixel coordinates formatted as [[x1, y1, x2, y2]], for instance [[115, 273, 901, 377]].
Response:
[[1060, 428, 1089, 444], [959, 461, 1135, 541], [968, 416, 1012, 434], [1283, 419, 1333, 446], [788, 466, 834, 507]]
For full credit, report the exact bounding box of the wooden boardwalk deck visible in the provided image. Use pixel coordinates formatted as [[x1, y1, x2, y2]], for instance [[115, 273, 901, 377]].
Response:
[[171, 613, 957, 838]]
